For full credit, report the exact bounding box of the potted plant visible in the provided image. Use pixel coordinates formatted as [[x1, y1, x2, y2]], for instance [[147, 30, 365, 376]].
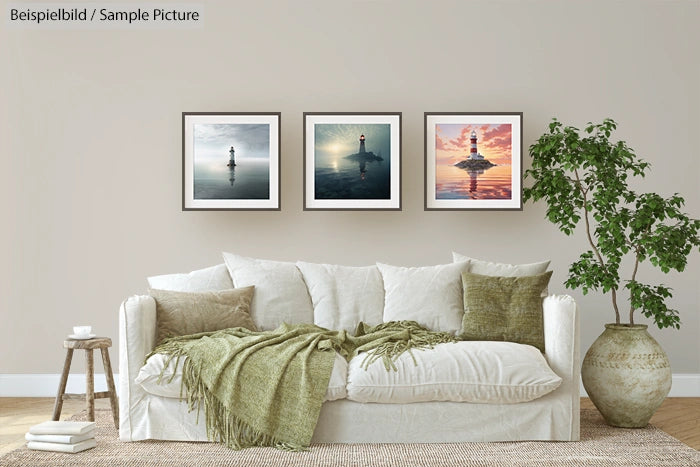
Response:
[[523, 118, 700, 427]]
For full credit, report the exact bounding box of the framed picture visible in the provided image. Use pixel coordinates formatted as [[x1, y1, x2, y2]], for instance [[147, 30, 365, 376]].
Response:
[[304, 112, 401, 210], [425, 112, 523, 210], [182, 112, 280, 210]]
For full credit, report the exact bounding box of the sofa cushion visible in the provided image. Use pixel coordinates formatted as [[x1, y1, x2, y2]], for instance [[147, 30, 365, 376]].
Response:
[[376, 261, 470, 333], [147, 264, 234, 292], [452, 252, 551, 296], [346, 341, 561, 404], [296, 262, 384, 333], [459, 271, 552, 352], [222, 253, 314, 330], [136, 351, 348, 402], [149, 287, 257, 344], [452, 252, 550, 276]]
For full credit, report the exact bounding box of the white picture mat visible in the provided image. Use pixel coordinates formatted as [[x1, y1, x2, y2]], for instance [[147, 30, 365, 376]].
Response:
[[183, 114, 279, 209], [305, 114, 401, 210], [425, 114, 521, 210]]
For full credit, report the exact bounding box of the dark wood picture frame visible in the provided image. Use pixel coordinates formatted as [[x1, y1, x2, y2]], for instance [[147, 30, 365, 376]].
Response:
[[303, 112, 402, 211], [424, 112, 523, 211], [182, 112, 281, 211]]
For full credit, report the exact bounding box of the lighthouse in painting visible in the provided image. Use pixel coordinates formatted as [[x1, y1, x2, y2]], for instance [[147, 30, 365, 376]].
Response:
[[227, 146, 236, 167], [454, 129, 495, 170], [468, 130, 485, 160], [359, 134, 367, 154], [344, 133, 384, 166]]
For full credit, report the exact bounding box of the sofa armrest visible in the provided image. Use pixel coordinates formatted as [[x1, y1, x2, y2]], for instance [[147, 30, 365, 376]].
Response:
[[118, 295, 156, 440], [543, 294, 580, 439], [543, 294, 580, 384]]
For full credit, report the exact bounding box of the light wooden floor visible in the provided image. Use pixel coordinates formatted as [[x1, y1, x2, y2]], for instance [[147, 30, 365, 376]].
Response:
[[0, 398, 111, 456], [580, 398, 699, 450], [1, 398, 697, 456]]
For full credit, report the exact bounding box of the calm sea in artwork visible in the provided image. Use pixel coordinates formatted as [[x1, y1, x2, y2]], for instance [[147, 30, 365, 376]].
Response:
[[314, 124, 391, 200], [315, 158, 390, 199], [194, 159, 269, 199], [436, 164, 512, 200], [193, 122, 270, 200]]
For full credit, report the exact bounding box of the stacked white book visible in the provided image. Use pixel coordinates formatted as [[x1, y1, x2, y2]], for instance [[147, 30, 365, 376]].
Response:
[[26, 421, 96, 453]]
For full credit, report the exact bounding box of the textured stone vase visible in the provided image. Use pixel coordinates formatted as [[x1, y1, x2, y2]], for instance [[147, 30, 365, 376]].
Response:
[[581, 324, 671, 428]]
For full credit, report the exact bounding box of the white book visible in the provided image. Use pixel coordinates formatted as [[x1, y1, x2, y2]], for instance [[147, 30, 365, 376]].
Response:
[[28, 421, 96, 436], [27, 438, 97, 453], [25, 430, 95, 444]]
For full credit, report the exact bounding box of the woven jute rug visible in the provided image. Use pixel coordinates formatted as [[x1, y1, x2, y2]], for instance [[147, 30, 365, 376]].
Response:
[[1, 409, 698, 466]]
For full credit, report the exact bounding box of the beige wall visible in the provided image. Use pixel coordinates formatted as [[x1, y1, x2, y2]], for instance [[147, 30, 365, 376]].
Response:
[[1, 0, 698, 375]]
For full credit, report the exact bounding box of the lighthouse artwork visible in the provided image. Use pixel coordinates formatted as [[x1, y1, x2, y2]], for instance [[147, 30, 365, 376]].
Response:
[[311, 124, 390, 199], [304, 113, 401, 210], [182, 112, 280, 210], [424, 112, 523, 210], [191, 123, 270, 201]]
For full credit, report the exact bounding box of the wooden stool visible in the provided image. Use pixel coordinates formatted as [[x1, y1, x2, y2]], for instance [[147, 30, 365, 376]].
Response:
[[52, 337, 119, 429]]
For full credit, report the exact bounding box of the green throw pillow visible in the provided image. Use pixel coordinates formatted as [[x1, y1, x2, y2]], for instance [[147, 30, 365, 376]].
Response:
[[150, 286, 257, 344], [459, 270, 552, 352]]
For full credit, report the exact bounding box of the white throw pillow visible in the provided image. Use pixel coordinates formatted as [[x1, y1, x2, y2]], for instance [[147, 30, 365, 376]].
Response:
[[296, 262, 384, 333], [222, 253, 313, 330], [346, 341, 562, 404], [452, 252, 551, 296], [136, 351, 348, 402], [377, 261, 470, 333], [147, 264, 233, 292]]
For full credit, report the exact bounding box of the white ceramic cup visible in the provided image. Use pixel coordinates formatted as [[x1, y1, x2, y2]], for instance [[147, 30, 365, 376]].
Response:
[[73, 325, 92, 337]]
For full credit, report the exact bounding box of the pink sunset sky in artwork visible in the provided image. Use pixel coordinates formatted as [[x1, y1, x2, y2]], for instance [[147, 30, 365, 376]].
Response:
[[435, 124, 513, 165]]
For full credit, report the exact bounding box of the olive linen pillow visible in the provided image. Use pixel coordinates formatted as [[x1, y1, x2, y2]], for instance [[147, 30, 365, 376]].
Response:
[[149, 286, 257, 344], [459, 271, 552, 352]]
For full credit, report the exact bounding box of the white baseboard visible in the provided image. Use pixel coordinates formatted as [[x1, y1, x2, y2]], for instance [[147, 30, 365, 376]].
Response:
[[0, 374, 121, 397], [579, 373, 700, 398], [1, 373, 699, 397]]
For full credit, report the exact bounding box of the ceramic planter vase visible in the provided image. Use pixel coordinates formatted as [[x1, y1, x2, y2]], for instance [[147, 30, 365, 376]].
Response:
[[581, 323, 671, 428]]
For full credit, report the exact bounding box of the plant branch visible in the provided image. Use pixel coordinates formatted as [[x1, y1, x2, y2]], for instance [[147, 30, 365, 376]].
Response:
[[573, 168, 621, 323], [629, 252, 640, 325]]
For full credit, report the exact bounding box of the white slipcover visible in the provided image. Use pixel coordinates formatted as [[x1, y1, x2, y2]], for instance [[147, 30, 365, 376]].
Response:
[[119, 293, 580, 443]]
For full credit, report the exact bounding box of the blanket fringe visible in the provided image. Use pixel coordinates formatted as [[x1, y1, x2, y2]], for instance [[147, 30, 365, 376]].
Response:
[[182, 350, 307, 451], [149, 339, 308, 451], [359, 321, 457, 371]]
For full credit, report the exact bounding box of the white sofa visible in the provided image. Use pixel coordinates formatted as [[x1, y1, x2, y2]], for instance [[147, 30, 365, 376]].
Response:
[[119, 257, 580, 444]]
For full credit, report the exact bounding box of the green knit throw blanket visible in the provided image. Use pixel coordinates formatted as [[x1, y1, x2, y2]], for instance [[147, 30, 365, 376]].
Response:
[[149, 320, 456, 451]]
